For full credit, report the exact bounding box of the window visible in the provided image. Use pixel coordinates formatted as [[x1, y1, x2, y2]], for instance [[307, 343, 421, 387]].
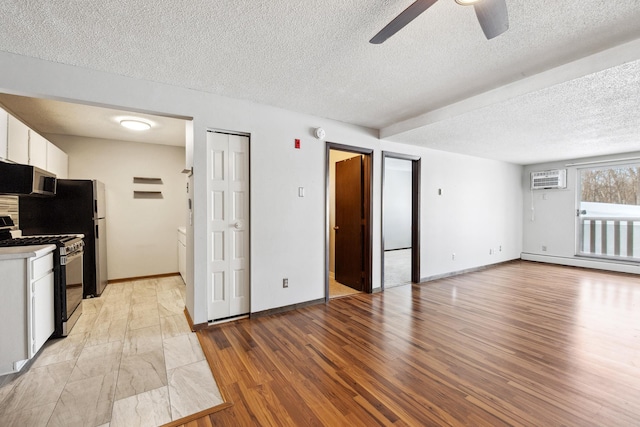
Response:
[[578, 164, 640, 260]]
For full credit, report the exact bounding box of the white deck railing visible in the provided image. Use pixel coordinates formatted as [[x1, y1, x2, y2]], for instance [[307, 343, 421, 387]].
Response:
[[579, 217, 640, 260]]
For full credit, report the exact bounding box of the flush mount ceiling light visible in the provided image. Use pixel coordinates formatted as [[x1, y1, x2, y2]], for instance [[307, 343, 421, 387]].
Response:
[[455, 0, 481, 5], [120, 119, 151, 131]]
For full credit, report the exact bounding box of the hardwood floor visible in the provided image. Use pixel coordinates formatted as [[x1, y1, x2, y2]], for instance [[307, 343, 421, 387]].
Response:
[[175, 261, 640, 426]]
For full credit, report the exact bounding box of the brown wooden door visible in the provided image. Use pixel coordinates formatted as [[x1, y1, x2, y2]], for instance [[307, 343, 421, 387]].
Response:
[[335, 155, 364, 291]]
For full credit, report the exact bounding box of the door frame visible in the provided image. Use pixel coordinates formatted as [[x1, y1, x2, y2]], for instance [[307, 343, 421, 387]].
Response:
[[381, 151, 421, 287], [325, 142, 373, 302]]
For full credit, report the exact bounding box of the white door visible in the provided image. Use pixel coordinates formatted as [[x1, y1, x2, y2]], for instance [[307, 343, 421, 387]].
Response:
[[207, 131, 250, 321]]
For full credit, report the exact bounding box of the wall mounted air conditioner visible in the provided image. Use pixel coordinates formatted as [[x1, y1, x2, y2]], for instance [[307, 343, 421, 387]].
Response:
[[531, 169, 567, 190]]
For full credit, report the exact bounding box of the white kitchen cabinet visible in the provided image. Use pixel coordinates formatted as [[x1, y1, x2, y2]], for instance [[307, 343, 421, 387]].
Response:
[[178, 227, 186, 284], [47, 141, 69, 179], [0, 247, 55, 375], [28, 130, 48, 170], [7, 114, 29, 164], [2, 110, 68, 178], [31, 254, 55, 357], [0, 107, 8, 159]]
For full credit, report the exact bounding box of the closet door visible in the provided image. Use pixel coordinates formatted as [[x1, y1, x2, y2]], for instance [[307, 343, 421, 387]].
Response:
[[207, 131, 250, 321]]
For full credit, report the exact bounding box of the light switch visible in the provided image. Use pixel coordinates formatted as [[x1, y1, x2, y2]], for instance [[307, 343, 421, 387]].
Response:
[[298, 187, 305, 197]]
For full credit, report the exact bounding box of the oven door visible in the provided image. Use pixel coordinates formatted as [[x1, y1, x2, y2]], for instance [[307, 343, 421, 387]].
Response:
[[63, 251, 83, 322]]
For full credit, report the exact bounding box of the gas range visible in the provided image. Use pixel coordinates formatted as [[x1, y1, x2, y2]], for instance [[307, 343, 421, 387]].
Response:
[[0, 217, 83, 256], [0, 233, 83, 247], [0, 215, 84, 337], [0, 233, 84, 258], [0, 234, 85, 268]]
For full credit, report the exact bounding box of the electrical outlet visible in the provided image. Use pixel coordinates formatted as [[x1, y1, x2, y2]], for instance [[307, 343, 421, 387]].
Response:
[[283, 278, 289, 288], [489, 248, 493, 255], [452, 253, 455, 261], [542, 246, 547, 252], [499, 245, 502, 252]]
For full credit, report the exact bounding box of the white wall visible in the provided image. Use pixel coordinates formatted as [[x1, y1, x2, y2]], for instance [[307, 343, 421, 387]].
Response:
[[382, 141, 523, 279], [522, 151, 640, 274], [48, 135, 186, 280], [383, 158, 412, 250], [0, 51, 524, 324]]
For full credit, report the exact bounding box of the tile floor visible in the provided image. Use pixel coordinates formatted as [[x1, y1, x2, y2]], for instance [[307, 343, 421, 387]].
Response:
[[328, 277, 361, 298], [329, 249, 412, 297], [383, 248, 412, 288], [0, 275, 223, 427]]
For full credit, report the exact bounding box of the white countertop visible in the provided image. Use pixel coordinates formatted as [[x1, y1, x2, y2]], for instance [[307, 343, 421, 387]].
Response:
[[0, 245, 56, 261]]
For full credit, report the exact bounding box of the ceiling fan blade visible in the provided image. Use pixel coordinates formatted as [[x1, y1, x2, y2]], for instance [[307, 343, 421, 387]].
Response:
[[474, 0, 509, 39], [370, 0, 439, 44]]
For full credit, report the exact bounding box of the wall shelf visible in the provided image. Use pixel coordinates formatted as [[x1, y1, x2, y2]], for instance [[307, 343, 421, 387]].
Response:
[[133, 191, 163, 199], [133, 177, 163, 184]]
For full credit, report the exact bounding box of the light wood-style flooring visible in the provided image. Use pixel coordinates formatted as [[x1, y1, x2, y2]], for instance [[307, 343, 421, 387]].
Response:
[[179, 260, 640, 426]]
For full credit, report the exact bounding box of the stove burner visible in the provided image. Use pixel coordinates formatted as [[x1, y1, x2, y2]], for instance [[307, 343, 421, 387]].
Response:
[[0, 232, 84, 255], [0, 215, 84, 255], [0, 237, 58, 246]]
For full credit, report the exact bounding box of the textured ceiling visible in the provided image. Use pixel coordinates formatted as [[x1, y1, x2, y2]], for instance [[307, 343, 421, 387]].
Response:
[[1, 0, 640, 164], [389, 58, 640, 164]]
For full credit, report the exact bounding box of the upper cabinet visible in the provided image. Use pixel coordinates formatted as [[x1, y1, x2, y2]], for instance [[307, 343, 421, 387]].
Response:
[[28, 130, 48, 171], [0, 106, 68, 178], [7, 114, 29, 165], [0, 108, 7, 160], [47, 142, 68, 179]]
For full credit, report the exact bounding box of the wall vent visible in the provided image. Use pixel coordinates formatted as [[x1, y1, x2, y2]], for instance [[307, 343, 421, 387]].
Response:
[[531, 169, 566, 190]]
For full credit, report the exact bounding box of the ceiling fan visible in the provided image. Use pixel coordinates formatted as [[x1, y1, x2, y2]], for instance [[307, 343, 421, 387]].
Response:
[[370, 0, 509, 44]]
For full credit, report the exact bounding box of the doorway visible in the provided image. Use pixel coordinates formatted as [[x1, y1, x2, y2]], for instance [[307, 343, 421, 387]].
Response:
[[382, 152, 421, 288], [326, 143, 373, 300], [207, 130, 251, 321]]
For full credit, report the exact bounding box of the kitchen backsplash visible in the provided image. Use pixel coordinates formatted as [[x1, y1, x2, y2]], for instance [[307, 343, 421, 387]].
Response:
[[0, 195, 18, 228]]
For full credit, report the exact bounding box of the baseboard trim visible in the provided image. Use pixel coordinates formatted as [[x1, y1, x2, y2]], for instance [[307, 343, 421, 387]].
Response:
[[184, 307, 195, 332], [108, 272, 180, 284], [419, 259, 520, 283], [250, 298, 325, 319], [521, 252, 640, 275]]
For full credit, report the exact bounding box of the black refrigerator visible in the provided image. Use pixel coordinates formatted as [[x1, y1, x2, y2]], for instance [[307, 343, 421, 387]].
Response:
[[20, 179, 108, 298]]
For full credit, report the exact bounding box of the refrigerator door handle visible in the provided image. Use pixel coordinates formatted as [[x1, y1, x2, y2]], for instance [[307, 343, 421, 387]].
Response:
[[95, 224, 99, 239]]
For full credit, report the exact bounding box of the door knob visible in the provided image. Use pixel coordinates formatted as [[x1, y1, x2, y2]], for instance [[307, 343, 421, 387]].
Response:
[[333, 226, 339, 230], [234, 221, 242, 229]]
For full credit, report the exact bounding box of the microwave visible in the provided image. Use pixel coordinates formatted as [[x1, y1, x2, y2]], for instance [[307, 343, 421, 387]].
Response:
[[0, 161, 57, 196]]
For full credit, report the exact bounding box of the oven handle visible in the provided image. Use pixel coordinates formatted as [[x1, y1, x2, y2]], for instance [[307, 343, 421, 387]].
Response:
[[61, 251, 83, 266]]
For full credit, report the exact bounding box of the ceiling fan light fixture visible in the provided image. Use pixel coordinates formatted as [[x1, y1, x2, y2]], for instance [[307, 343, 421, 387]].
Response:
[[455, 0, 481, 5], [120, 119, 151, 131]]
